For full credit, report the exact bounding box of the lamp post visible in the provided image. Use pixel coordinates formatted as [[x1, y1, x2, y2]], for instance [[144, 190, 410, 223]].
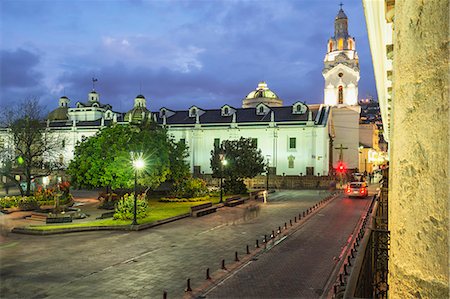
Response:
[[219, 154, 227, 203], [131, 152, 145, 226], [266, 155, 271, 192]]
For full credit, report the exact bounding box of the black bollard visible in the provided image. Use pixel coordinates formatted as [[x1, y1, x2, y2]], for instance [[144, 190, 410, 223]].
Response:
[[256, 239, 260, 248], [334, 284, 338, 294], [303, 211, 306, 217], [290, 219, 292, 226], [185, 278, 192, 292], [206, 268, 211, 280], [278, 226, 281, 233], [347, 255, 352, 266], [235, 251, 239, 261], [221, 259, 226, 270], [339, 274, 344, 286], [284, 222, 287, 229], [264, 234, 268, 243], [351, 248, 355, 258], [163, 291, 167, 299], [246, 245, 250, 254], [294, 216, 297, 223], [272, 230, 275, 238], [344, 264, 348, 275]]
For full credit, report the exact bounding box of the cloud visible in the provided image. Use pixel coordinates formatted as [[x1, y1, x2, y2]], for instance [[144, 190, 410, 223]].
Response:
[[0, 48, 43, 88]]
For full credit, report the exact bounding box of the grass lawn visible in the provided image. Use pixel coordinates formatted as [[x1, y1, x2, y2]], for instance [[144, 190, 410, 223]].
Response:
[[26, 193, 245, 231]]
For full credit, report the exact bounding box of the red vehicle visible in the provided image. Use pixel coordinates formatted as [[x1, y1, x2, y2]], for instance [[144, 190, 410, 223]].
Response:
[[346, 182, 368, 198]]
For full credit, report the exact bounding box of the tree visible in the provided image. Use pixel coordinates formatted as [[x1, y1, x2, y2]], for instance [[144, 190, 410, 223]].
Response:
[[210, 137, 265, 194], [0, 99, 64, 196], [67, 122, 188, 192]]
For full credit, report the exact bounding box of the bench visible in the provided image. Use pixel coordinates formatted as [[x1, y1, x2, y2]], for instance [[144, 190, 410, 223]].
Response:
[[224, 196, 244, 207], [190, 202, 217, 217], [96, 211, 115, 219], [46, 216, 73, 224]]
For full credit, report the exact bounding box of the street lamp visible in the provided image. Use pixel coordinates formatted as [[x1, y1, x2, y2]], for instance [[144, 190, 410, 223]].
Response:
[[131, 152, 145, 226], [219, 155, 227, 203], [266, 155, 271, 192]]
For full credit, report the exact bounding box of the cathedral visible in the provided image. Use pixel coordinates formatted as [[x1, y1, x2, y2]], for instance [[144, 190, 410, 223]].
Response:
[[2, 7, 361, 180]]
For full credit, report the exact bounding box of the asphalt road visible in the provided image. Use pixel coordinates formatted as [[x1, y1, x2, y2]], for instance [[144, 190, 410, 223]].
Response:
[[0, 190, 331, 299], [205, 193, 372, 298]]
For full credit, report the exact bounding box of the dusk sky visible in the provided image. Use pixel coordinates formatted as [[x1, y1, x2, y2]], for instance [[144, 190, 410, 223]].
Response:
[[0, 0, 377, 113]]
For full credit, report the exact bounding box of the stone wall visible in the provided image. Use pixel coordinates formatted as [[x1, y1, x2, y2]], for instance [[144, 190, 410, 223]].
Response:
[[389, 1, 449, 297], [201, 174, 335, 190]]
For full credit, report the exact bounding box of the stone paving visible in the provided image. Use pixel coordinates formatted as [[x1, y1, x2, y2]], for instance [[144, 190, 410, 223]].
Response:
[[0, 190, 330, 299]]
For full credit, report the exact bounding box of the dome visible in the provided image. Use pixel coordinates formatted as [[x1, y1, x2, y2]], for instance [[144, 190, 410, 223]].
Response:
[[242, 82, 283, 108], [336, 8, 347, 20], [125, 106, 150, 123], [47, 107, 69, 121], [136, 94, 145, 99], [245, 82, 280, 99]]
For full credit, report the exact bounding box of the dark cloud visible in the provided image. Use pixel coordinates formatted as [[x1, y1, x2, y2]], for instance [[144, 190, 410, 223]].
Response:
[[0, 48, 43, 88], [0, 1, 378, 112]]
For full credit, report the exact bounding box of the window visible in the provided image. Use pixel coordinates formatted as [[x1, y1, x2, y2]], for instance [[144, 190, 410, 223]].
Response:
[[91, 96, 94, 101], [348, 39, 353, 50], [259, 106, 264, 114], [338, 86, 344, 104], [190, 108, 197, 117], [288, 155, 295, 168], [297, 105, 302, 112], [214, 138, 220, 148], [252, 138, 258, 147], [224, 107, 229, 115], [328, 41, 333, 52], [180, 138, 185, 144], [289, 137, 296, 149], [61, 139, 65, 148], [338, 38, 343, 50]]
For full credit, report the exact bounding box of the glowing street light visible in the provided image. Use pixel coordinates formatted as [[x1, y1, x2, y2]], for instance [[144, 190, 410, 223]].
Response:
[[219, 154, 227, 203], [131, 151, 145, 226]]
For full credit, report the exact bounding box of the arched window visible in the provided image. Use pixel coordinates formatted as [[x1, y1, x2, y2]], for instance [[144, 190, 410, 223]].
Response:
[[259, 106, 264, 114], [338, 86, 344, 104], [338, 38, 343, 50], [296, 105, 302, 112], [348, 39, 353, 50], [329, 41, 333, 52]]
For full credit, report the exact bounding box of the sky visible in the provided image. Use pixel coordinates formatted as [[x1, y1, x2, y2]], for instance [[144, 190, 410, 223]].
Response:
[[0, 0, 377, 114]]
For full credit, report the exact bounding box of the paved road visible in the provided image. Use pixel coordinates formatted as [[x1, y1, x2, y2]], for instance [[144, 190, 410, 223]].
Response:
[[205, 193, 373, 298], [0, 190, 330, 299]]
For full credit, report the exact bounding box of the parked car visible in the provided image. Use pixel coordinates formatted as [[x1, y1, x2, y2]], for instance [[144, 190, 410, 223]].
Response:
[[346, 182, 368, 198]]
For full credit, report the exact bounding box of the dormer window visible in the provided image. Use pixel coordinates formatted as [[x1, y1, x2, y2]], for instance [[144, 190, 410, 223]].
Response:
[[224, 107, 229, 115], [256, 103, 270, 116], [259, 106, 264, 114], [162, 110, 166, 116], [190, 108, 197, 117], [292, 102, 307, 114]]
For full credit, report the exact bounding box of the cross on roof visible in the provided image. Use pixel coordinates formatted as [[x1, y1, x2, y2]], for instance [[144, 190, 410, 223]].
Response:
[[339, 2, 343, 9]]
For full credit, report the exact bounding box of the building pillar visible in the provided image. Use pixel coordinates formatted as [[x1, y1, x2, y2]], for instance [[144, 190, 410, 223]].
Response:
[[389, 0, 449, 297]]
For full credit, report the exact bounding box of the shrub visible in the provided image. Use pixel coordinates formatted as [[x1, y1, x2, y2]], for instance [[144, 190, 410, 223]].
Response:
[[17, 196, 39, 211], [172, 178, 208, 198], [98, 193, 120, 210], [113, 193, 149, 220], [224, 179, 248, 195], [159, 196, 210, 202], [0, 196, 19, 209]]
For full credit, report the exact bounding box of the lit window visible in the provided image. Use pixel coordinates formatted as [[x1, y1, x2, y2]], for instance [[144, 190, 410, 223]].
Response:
[[338, 38, 343, 50], [289, 138, 296, 149]]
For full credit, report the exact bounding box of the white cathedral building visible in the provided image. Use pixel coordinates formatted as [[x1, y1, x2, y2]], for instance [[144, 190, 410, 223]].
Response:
[[1, 7, 361, 180]]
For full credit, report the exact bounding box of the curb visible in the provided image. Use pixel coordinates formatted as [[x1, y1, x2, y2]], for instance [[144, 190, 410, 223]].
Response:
[[11, 213, 191, 235]]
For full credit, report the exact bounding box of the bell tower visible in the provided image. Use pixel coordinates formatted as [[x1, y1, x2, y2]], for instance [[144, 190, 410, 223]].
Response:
[[323, 4, 360, 106]]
